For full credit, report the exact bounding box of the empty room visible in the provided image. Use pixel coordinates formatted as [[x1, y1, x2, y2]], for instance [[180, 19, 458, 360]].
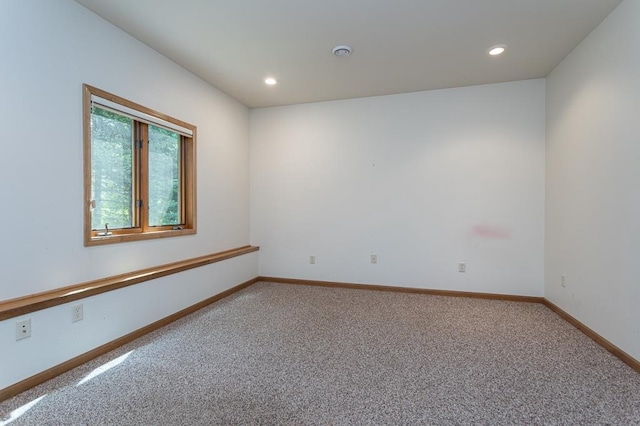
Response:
[[1, 0, 639, 424]]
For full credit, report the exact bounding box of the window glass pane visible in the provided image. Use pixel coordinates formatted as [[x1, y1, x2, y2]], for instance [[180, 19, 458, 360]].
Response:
[[90, 106, 134, 230], [148, 125, 180, 227]]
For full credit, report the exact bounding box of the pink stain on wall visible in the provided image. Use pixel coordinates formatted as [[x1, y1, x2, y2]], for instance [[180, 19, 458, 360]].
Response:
[[471, 224, 510, 240]]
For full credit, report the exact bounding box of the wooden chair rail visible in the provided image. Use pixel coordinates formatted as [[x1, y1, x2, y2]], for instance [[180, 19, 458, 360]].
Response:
[[0, 245, 259, 321]]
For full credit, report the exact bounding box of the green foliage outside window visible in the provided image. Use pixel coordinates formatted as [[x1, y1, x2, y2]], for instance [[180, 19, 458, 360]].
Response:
[[148, 124, 180, 227], [90, 106, 133, 230], [90, 106, 181, 231]]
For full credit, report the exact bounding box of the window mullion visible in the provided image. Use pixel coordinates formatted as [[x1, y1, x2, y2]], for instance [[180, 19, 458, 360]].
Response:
[[179, 136, 186, 225], [138, 123, 149, 232]]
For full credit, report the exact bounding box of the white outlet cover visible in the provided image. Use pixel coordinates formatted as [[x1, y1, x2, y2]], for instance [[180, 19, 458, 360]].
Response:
[[16, 318, 31, 341], [72, 304, 84, 322]]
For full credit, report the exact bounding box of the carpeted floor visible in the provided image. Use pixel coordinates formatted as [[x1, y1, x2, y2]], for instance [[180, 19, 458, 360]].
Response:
[[2, 281, 640, 425]]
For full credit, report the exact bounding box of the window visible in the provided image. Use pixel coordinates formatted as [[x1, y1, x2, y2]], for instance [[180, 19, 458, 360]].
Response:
[[83, 84, 196, 246]]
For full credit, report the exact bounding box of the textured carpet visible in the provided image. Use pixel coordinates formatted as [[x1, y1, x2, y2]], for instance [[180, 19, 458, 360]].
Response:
[[1, 282, 640, 425]]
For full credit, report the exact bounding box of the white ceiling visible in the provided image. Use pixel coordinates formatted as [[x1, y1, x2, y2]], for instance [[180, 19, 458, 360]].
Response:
[[74, 0, 621, 108]]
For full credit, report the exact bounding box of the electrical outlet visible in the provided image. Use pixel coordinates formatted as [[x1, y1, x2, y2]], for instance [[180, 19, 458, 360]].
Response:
[[458, 262, 467, 273], [16, 318, 31, 341], [72, 304, 83, 322], [371, 254, 377, 264], [561, 274, 566, 288], [310, 255, 316, 265]]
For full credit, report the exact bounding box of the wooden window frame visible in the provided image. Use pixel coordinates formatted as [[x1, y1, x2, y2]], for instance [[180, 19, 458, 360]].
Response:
[[83, 84, 196, 246]]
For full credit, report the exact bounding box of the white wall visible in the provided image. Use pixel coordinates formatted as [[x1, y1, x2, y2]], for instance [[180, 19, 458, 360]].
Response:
[[545, 0, 640, 361], [251, 80, 546, 296], [0, 1, 255, 390]]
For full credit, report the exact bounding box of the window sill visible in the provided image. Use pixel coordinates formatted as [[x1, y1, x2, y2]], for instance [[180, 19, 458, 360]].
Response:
[[85, 228, 196, 246]]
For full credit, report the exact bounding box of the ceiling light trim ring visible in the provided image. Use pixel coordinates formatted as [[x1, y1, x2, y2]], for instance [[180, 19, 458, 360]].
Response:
[[488, 44, 507, 56]]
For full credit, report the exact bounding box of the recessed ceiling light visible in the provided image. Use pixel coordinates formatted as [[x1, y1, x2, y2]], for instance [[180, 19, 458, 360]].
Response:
[[264, 77, 277, 85], [332, 45, 352, 57], [488, 44, 507, 56]]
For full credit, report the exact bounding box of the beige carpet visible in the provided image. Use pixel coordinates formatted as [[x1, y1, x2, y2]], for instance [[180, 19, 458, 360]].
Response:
[[2, 282, 639, 425]]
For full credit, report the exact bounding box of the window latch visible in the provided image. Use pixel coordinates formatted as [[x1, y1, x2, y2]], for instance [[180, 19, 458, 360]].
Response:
[[97, 223, 112, 237]]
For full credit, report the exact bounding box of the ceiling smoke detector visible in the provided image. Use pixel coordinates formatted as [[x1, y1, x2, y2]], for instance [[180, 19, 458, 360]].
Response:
[[332, 45, 352, 57]]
